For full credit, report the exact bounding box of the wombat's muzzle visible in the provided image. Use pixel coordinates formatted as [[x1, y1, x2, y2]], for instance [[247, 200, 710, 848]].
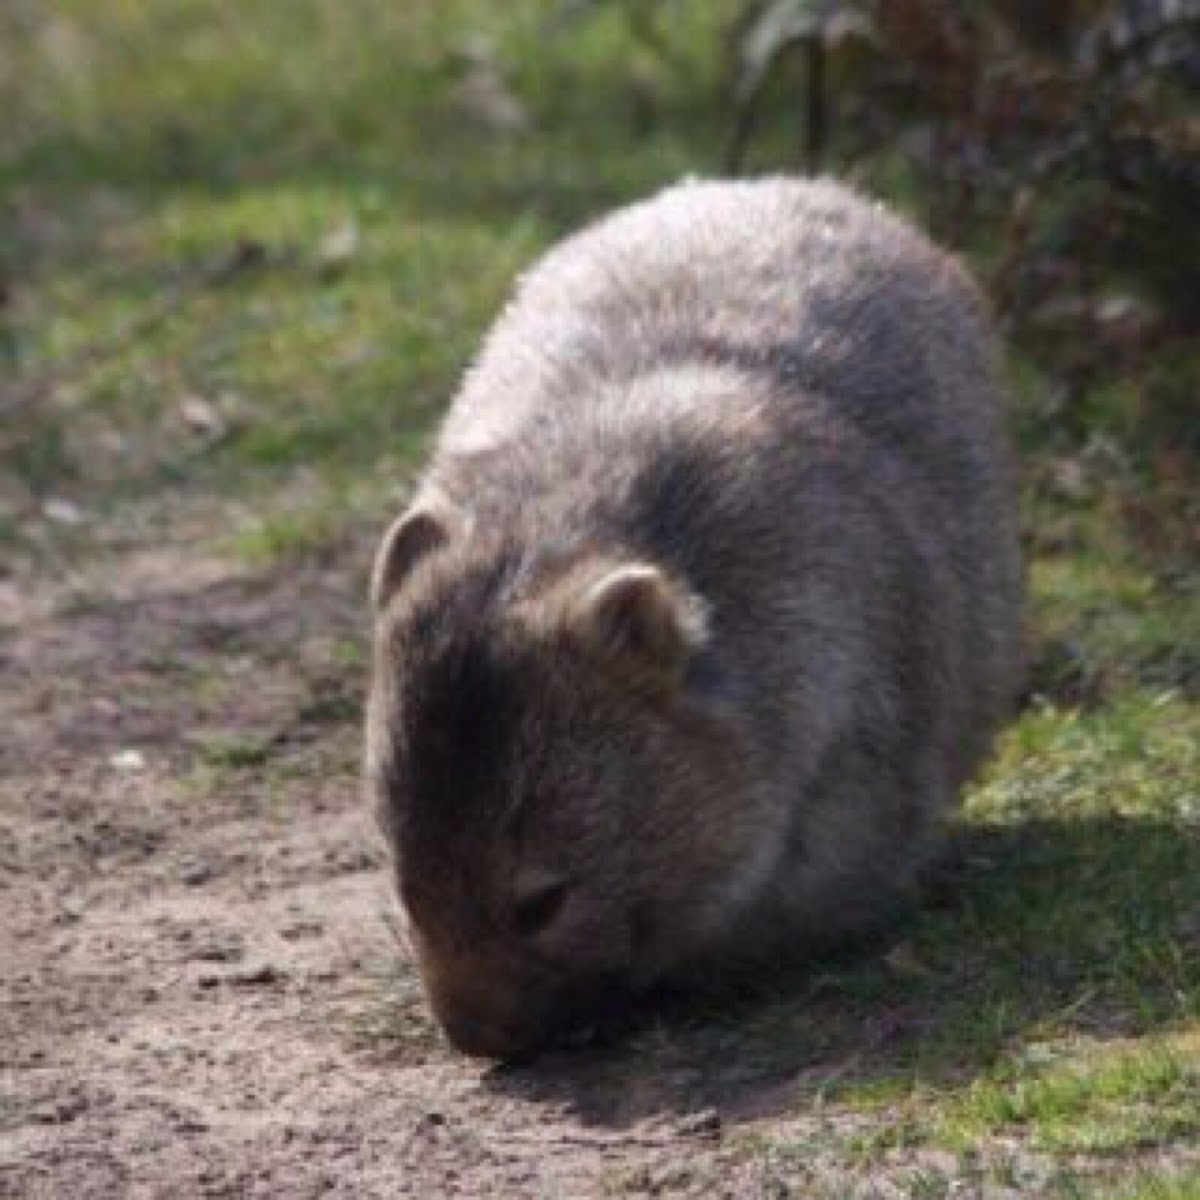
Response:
[[420, 955, 556, 1059], [427, 962, 632, 1060], [432, 986, 561, 1061], [440, 1010, 538, 1060]]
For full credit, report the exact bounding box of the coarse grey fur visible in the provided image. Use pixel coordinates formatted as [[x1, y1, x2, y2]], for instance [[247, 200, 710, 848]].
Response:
[[365, 177, 1024, 1059]]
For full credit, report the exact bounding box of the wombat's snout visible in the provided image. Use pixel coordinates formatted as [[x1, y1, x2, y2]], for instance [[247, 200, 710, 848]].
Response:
[[421, 949, 631, 1059], [439, 1008, 541, 1061], [421, 955, 558, 1060]]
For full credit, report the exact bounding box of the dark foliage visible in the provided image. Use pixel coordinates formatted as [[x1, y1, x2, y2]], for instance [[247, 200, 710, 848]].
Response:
[[566, 0, 1199, 563]]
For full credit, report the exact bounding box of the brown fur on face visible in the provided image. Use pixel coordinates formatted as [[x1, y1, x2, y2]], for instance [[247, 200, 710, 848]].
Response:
[[367, 542, 766, 1056], [364, 178, 1023, 1058]]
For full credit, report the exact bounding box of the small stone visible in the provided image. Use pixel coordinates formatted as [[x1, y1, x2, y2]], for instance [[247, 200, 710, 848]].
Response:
[[179, 860, 213, 886], [42, 497, 88, 525], [190, 941, 241, 963], [179, 394, 227, 439], [677, 1108, 721, 1138], [230, 964, 282, 987], [279, 920, 323, 941], [316, 220, 360, 274], [883, 941, 931, 978]]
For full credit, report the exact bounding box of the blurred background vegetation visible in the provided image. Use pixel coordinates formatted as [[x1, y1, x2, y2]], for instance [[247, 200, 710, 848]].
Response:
[[1, 0, 1197, 689]]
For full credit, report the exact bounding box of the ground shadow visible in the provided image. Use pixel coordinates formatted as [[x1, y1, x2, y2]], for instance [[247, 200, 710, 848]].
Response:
[[482, 814, 1198, 1129]]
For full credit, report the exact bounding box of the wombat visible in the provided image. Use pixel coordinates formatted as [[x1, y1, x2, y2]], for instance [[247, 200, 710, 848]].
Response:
[[365, 178, 1023, 1059]]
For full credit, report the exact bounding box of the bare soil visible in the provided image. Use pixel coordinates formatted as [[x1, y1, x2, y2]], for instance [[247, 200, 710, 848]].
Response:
[[6, 537, 1172, 1199], [0, 538, 849, 1199]]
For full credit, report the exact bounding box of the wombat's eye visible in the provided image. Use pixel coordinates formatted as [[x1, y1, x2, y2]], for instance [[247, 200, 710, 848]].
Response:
[[511, 876, 568, 938]]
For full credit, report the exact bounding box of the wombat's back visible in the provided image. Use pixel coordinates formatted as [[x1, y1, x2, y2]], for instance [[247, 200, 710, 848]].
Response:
[[445, 177, 1005, 476], [432, 178, 1022, 788]]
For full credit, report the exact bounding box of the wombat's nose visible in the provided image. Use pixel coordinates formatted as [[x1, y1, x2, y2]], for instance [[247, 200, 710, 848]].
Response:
[[441, 1011, 537, 1060]]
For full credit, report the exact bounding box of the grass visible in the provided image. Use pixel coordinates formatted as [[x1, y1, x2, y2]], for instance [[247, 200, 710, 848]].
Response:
[[942, 1034, 1200, 1154], [3, 2, 1198, 1195], [1106, 1173, 1200, 1200], [0, 0, 736, 553]]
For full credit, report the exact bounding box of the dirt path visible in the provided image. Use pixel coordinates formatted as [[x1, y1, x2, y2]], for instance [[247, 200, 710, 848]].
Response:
[[2, 541, 841, 1198], [12, 539, 1184, 1198]]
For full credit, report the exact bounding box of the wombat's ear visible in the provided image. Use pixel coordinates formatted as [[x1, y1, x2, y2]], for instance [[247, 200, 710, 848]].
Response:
[[370, 504, 454, 613], [574, 563, 708, 683]]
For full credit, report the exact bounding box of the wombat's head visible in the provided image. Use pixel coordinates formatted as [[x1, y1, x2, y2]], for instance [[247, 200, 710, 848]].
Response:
[[364, 501, 759, 1058]]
